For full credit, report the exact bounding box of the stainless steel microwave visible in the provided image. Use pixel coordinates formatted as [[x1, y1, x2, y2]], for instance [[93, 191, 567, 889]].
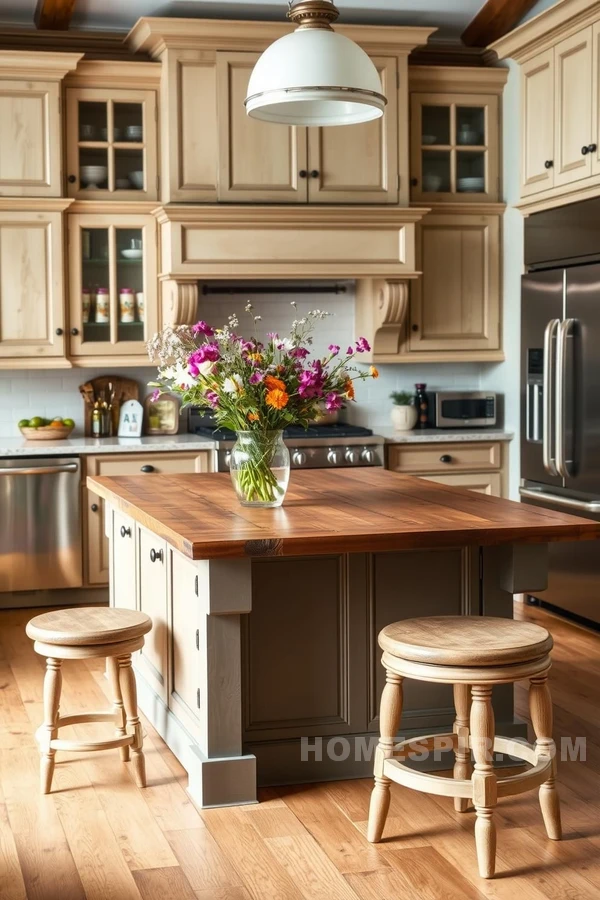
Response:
[[429, 392, 497, 428]]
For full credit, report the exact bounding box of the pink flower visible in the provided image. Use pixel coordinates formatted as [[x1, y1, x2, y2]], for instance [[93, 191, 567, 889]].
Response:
[[151, 389, 161, 402], [267, 332, 279, 340], [325, 392, 343, 411], [290, 347, 309, 359], [298, 368, 324, 399], [249, 371, 264, 385], [328, 344, 340, 355], [355, 337, 371, 353], [205, 390, 219, 408], [192, 320, 214, 336], [188, 342, 220, 376], [346, 346, 354, 355]]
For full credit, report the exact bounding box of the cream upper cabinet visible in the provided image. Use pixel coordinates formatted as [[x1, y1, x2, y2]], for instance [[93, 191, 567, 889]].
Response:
[[0, 81, 61, 197], [0, 206, 67, 365], [521, 50, 555, 196], [217, 52, 308, 203], [554, 28, 593, 187], [307, 57, 398, 204], [409, 212, 500, 353]]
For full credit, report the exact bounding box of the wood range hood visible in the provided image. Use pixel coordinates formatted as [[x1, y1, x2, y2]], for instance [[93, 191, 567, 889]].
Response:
[[155, 203, 430, 357]]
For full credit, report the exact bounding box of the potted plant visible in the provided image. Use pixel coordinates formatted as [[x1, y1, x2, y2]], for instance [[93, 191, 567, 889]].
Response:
[[389, 391, 418, 432]]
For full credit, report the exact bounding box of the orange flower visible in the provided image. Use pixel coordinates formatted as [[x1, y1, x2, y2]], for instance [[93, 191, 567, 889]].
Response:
[[265, 388, 289, 410], [370, 366, 379, 379], [247, 352, 263, 364], [344, 378, 355, 401], [248, 412, 260, 422], [265, 375, 286, 392]]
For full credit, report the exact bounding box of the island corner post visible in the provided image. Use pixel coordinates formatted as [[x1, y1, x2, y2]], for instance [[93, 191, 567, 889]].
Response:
[[88, 469, 600, 808]]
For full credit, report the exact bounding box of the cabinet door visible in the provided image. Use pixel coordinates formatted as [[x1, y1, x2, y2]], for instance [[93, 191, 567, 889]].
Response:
[[138, 527, 168, 702], [217, 52, 308, 202], [66, 88, 158, 200], [68, 213, 157, 360], [554, 28, 593, 187], [418, 472, 502, 497], [521, 49, 555, 196], [0, 80, 60, 196], [111, 510, 137, 610], [307, 57, 398, 203], [0, 211, 66, 361], [169, 552, 201, 740], [409, 213, 500, 353], [85, 488, 108, 585]]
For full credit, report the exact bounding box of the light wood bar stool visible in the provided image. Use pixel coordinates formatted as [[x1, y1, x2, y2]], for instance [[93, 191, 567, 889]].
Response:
[[26, 607, 152, 794], [367, 616, 561, 879]]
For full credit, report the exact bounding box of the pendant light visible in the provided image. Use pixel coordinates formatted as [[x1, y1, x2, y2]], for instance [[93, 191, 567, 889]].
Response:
[[244, 0, 387, 127]]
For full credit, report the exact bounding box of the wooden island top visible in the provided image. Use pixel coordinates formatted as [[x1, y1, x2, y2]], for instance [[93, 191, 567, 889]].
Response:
[[87, 468, 600, 560]]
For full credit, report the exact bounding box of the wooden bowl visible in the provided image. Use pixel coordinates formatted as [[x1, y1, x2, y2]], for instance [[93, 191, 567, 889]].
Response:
[[20, 425, 74, 441]]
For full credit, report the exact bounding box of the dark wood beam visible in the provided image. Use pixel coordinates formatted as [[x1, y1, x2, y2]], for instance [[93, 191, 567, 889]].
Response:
[[461, 0, 540, 48], [35, 0, 77, 31]]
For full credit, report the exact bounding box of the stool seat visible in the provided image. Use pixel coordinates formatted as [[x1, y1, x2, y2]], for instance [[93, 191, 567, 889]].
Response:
[[26, 607, 152, 647], [379, 615, 552, 667]]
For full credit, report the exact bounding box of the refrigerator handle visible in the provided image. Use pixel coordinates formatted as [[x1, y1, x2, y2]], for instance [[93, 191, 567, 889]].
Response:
[[556, 318, 575, 479], [542, 318, 560, 476], [520, 486, 600, 513]]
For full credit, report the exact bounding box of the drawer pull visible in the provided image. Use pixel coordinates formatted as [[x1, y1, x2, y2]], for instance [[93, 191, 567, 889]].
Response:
[[120, 525, 131, 538], [150, 548, 163, 563], [140, 464, 155, 473], [439, 455, 453, 464], [90, 503, 99, 512]]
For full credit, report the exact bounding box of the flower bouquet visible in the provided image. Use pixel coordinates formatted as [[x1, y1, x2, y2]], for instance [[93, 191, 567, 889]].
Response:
[[148, 304, 378, 508]]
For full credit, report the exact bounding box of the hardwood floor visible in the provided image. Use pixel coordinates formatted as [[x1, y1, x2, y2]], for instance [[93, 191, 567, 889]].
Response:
[[0, 603, 599, 899]]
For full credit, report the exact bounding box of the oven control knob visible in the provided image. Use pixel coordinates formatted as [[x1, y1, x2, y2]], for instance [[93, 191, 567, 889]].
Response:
[[344, 448, 359, 465], [361, 448, 375, 465], [327, 448, 340, 465], [292, 449, 307, 467]]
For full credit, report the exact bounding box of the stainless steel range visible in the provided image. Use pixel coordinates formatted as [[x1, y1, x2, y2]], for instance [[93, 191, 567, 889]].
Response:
[[189, 410, 384, 473]]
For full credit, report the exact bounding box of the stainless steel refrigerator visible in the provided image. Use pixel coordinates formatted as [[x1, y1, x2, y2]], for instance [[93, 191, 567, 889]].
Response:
[[521, 198, 600, 627]]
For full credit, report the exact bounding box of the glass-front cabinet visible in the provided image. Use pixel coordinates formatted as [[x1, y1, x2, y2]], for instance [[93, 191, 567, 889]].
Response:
[[68, 214, 157, 360], [66, 88, 157, 200], [410, 92, 499, 202]]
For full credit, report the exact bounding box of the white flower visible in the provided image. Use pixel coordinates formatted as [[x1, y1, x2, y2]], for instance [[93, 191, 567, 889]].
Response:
[[161, 362, 197, 389], [278, 337, 293, 351], [223, 374, 244, 394]]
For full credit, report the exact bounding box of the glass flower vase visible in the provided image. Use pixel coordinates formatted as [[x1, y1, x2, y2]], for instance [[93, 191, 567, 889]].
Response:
[[230, 430, 290, 508]]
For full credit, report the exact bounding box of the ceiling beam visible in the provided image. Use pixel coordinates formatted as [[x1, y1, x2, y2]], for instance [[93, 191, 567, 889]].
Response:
[[461, 0, 540, 48], [35, 0, 77, 30]]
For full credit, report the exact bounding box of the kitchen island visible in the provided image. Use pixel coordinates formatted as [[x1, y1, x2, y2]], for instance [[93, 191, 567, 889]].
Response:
[[87, 469, 600, 808]]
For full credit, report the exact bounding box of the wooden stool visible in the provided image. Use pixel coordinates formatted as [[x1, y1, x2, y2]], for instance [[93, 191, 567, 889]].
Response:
[[26, 607, 152, 794], [367, 616, 561, 879]]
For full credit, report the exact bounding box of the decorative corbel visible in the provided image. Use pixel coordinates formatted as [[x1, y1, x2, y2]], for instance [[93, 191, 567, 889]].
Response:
[[355, 279, 411, 358], [160, 277, 199, 327]]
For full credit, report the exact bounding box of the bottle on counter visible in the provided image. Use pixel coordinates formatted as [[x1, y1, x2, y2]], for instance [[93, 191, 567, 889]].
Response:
[[119, 287, 135, 323], [95, 287, 109, 324], [414, 383, 429, 429]]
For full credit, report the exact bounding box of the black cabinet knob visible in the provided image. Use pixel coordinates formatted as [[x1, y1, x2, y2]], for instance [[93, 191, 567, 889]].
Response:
[[120, 525, 131, 538], [150, 548, 163, 563], [71, 327, 79, 336], [68, 175, 76, 183], [55, 327, 63, 336], [91, 503, 99, 512], [410, 177, 418, 186], [439, 455, 452, 464], [588, 143, 597, 153], [582, 145, 590, 155], [412, 324, 419, 332], [140, 464, 155, 473], [299, 170, 308, 178], [310, 170, 319, 178], [544, 160, 554, 169]]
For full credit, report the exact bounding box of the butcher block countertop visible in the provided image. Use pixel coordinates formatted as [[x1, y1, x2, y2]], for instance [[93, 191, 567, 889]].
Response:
[[87, 468, 600, 561]]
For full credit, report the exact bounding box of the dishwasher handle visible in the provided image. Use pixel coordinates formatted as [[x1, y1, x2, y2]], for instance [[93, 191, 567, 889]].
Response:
[[0, 462, 79, 476], [520, 486, 600, 514]]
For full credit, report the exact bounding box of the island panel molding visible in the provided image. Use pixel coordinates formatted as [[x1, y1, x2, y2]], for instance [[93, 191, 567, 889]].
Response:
[[86, 468, 600, 561]]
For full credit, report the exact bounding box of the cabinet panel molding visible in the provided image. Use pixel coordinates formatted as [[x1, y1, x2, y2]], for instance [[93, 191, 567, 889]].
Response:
[[554, 28, 593, 187], [521, 50, 555, 197]]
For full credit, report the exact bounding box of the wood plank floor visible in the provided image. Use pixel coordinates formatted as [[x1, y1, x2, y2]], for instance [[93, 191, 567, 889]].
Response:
[[0, 603, 598, 899]]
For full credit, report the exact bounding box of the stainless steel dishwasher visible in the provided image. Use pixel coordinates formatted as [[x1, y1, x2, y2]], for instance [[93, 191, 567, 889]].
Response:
[[0, 457, 82, 593]]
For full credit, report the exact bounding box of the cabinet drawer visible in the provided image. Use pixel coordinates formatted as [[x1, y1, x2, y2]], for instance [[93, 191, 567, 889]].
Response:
[[418, 472, 502, 497], [111, 510, 136, 610], [137, 527, 168, 702], [88, 451, 211, 477], [388, 442, 501, 473]]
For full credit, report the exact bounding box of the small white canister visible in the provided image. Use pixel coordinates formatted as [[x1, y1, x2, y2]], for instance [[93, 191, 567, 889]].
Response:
[[95, 287, 110, 323], [391, 404, 418, 432], [119, 288, 135, 323], [135, 292, 145, 322]]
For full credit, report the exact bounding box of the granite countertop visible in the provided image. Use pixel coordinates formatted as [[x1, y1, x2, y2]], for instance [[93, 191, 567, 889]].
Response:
[[0, 434, 216, 457], [375, 427, 514, 444]]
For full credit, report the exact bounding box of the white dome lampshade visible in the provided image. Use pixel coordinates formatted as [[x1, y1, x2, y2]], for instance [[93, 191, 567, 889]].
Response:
[[244, 0, 387, 127]]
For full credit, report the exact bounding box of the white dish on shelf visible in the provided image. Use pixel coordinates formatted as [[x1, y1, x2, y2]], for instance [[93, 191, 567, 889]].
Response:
[[126, 125, 143, 140], [121, 248, 143, 260], [80, 165, 108, 189], [128, 171, 144, 190], [422, 134, 437, 145], [458, 176, 485, 192], [422, 174, 443, 192], [457, 130, 481, 145]]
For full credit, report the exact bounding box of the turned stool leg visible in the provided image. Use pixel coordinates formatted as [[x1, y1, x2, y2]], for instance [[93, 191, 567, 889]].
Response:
[[530, 673, 562, 840], [453, 683, 472, 812], [41, 658, 62, 794], [367, 670, 403, 843], [118, 654, 146, 788], [107, 656, 130, 762], [470, 685, 497, 879]]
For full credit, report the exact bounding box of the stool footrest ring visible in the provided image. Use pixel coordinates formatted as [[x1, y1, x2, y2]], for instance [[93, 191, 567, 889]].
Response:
[[35, 710, 137, 756], [383, 733, 552, 800]]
